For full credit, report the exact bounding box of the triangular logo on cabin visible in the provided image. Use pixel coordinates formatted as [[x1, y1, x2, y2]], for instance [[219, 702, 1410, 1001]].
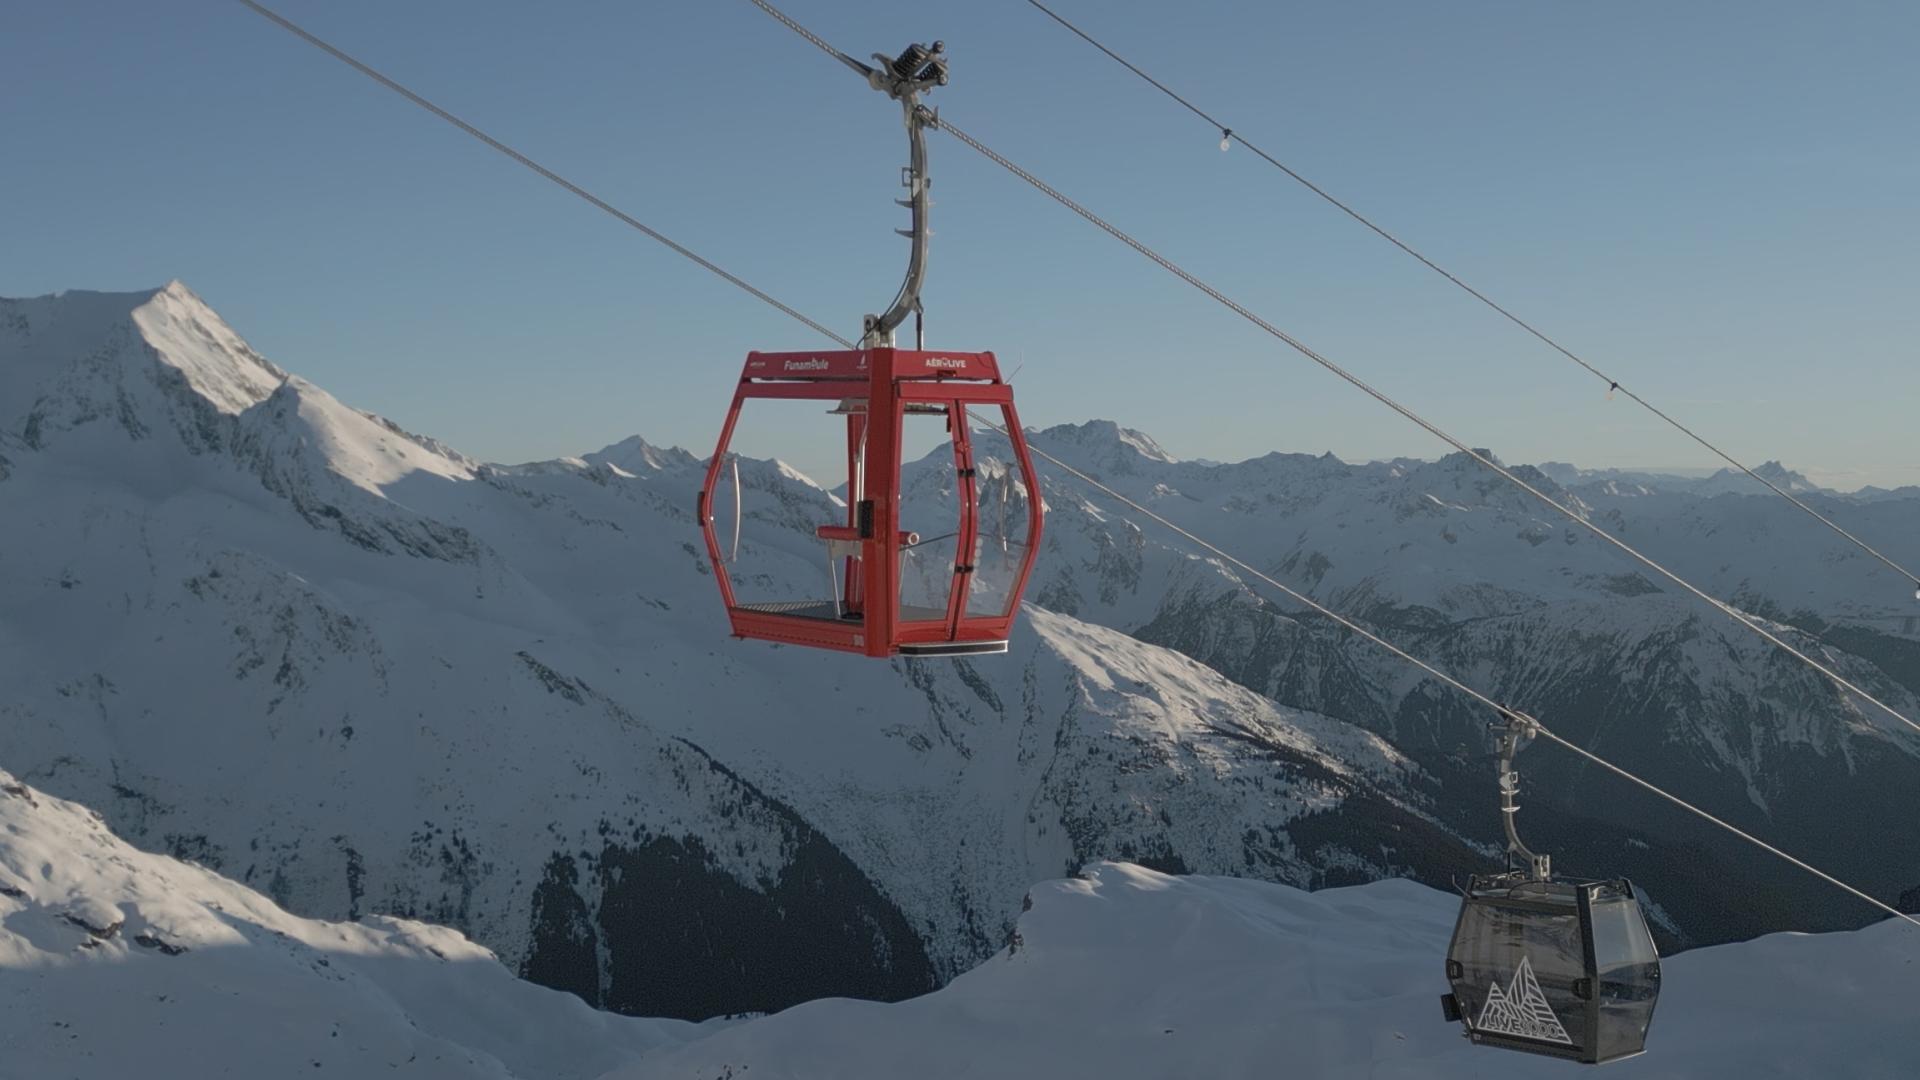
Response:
[[1474, 956, 1573, 1045]]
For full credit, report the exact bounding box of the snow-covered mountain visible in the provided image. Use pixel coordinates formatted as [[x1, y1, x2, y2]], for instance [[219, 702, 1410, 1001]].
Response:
[[1536, 459, 1827, 499], [961, 419, 1920, 942], [11, 767, 1914, 1080], [3, 282, 1917, 1022], [0, 284, 1468, 1019], [0, 768, 690, 1079]]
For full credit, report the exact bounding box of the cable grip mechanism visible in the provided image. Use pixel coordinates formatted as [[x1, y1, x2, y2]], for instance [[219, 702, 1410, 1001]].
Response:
[[830, 41, 949, 349], [1493, 708, 1551, 881]]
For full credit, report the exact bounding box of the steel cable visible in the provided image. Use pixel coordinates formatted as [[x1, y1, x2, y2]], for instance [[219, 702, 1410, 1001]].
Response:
[[1024, 0, 1919, 595], [235, 0, 1920, 932], [971, 410, 1920, 931], [732, 0, 1920, 739], [934, 107, 1920, 741], [234, 0, 856, 350]]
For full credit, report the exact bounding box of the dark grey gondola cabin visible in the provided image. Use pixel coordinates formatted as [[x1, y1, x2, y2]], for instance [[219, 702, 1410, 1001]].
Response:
[[1442, 876, 1662, 1064]]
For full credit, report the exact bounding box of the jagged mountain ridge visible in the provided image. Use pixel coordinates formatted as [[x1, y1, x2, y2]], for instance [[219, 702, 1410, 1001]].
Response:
[[910, 410, 1920, 941], [1536, 458, 1826, 498], [5, 280, 1917, 1010], [0, 284, 1466, 1018]]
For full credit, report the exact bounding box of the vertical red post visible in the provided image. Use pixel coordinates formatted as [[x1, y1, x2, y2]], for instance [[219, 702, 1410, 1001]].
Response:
[[861, 348, 901, 657]]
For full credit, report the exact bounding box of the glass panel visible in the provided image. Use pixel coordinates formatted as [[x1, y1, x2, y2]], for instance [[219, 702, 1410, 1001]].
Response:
[[1447, 898, 1591, 1055], [724, 397, 864, 620], [897, 405, 960, 624], [965, 406, 1036, 620], [1589, 897, 1660, 1059]]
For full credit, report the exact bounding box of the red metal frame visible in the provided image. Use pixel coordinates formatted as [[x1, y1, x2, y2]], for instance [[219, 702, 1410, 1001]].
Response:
[[697, 348, 1045, 658]]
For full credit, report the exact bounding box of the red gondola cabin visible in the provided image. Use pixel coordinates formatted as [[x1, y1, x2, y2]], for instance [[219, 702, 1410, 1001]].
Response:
[[698, 347, 1044, 657]]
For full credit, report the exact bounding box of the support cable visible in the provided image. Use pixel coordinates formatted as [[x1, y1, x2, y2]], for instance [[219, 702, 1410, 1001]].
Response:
[[970, 409, 1920, 932], [235, 0, 1920, 932], [738, 0, 1920, 738], [1024, 0, 1919, 597], [935, 108, 1920, 740], [233, 0, 856, 350]]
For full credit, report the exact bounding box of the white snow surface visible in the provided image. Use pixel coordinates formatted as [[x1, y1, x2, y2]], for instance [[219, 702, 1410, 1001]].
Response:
[[623, 861, 1920, 1080], [0, 283, 1433, 992], [6, 282, 1920, 1074], [7, 768, 1915, 1080], [0, 770, 691, 1080]]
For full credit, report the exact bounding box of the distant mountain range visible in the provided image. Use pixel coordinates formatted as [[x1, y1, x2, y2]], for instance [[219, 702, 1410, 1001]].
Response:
[[1531, 458, 1913, 500], [3, 283, 1917, 1022]]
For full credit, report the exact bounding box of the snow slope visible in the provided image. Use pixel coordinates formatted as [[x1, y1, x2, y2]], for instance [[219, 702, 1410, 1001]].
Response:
[[0, 284, 1461, 1019], [0, 769, 690, 1080], [4, 280, 1917, 1024], [938, 421, 1920, 938], [625, 861, 1920, 1080], [8, 766, 1913, 1080]]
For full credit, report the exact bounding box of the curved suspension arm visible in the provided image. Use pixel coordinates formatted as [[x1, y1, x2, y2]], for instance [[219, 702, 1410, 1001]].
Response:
[[865, 99, 934, 345], [1496, 713, 1551, 881], [838, 42, 945, 348], [737, 15, 947, 345]]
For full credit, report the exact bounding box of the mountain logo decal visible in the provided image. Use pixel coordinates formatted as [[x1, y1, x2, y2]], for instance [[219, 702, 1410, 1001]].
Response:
[[1475, 956, 1573, 1045]]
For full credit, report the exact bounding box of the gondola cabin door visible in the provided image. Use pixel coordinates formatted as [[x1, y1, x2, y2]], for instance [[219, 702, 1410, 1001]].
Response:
[[698, 348, 1043, 658]]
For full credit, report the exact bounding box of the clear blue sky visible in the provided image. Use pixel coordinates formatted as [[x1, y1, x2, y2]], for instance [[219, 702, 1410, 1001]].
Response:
[[6, 1, 1917, 488]]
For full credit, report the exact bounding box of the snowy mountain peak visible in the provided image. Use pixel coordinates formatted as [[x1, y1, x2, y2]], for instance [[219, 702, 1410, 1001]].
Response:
[[1697, 459, 1824, 497], [1037, 420, 1176, 464], [0, 281, 483, 503], [582, 434, 701, 475], [1434, 447, 1503, 472], [133, 280, 287, 415], [1749, 460, 1817, 490], [1392, 449, 1573, 514], [2, 281, 286, 457]]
